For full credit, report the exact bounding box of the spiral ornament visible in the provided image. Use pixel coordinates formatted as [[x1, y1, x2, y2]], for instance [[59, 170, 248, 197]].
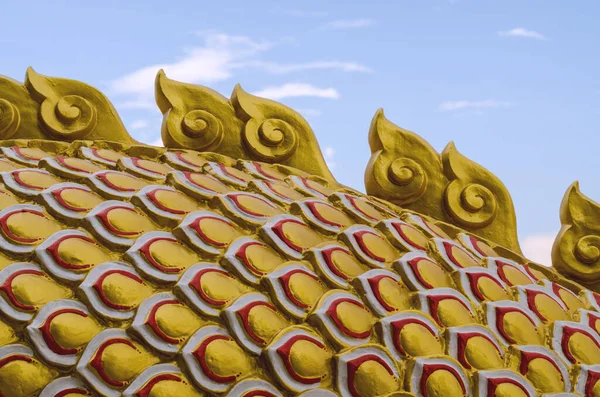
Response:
[[166, 109, 224, 151], [39, 94, 97, 140], [444, 181, 497, 229], [384, 157, 427, 201], [575, 235, 600, 265], [242, 117, 298, 162], [0, 98, 21, 139]]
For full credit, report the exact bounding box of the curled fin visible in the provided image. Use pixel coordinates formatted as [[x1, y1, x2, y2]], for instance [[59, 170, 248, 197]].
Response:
[[0, 74, 39, 139], [441, 142, 519, 252], [155, 70, 242, 153], [231, 84, 333, 179], [364, 108, 444, 212], [25, 67, 134, 143], [554, 182, 600, 286]]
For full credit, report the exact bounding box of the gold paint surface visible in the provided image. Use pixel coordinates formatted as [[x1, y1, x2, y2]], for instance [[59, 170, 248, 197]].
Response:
[[106, 208, 156, 235], [154, 189, 199, 213], [101, 341, 159, 383], [204, 338, 253, 378], [533, 294, 569, 322], [399, 323, 442, 356], [477, 278, 509, 301], [365, 109, 521, 253], [148, 239, 199, 271], [247, 305, 289, 342], [198, 217, 242, 245], [526, 357, 564, 393], [49, 312, 102, 349], [5, 211, 63, 242], [155, 303, 203, 340], [0, 69, 599, 396], [59, 188, 104, 210], [425, 370, 464, 397], [495, 383, 527, 397], [417, 259, 453, 288], [568, 331, 600, 364], [288, 272, 326, 308], [12, 274, 71, 307], [336, 301, 373, 335], [464, 336, 503, 370], [57, 237, 112, 270], [378, 277, 410, 311], [101, 273, 153, 308], [353, 360, 398, 397], [436, 300, 474, 327], [288, 339, 331, 379], [200, 272, 245, 303], [280, 221, 326, 250], [502, 312, 542, 345], [0, 359, 56, 397]]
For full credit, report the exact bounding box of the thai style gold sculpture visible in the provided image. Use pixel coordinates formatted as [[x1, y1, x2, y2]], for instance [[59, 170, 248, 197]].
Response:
[[0, 67, 597, 397]]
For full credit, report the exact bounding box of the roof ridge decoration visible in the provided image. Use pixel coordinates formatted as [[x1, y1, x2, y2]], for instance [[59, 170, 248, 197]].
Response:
[[1, 68, 137, 144], [365, 109, 521, 254], [155, 70, 335, 180], [0, 67, 526, 255], [553, 181, 600, 287]]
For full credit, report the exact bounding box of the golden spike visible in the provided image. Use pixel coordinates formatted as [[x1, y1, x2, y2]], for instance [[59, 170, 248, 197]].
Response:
[[442, 141, 519, 251], [231, 84, 334, 180], [553, 182, 600, 287], [365, 109, 521, 253], [154, 71, 335, 181], [24, 67, 136, 143], [155, 69, 243, 156], [365, 108, 445, 212], [0, 74, 42, 140]]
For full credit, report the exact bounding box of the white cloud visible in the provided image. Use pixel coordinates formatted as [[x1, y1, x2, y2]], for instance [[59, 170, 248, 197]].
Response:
[[522, 233, 556, 266], [129, 120, 149, 130], [498, 28, 546, 40], [244, 61, 372, 74], [110, 32, 369, 110], [438, 99, 512, 112], [324, 146, 336, 169], [253, 83, 340, 100], [110, 32, 270, 105], [321, 18, 374, 30]]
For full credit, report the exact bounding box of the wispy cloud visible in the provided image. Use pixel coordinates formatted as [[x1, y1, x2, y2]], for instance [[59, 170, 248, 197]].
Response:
[[110, 32, 270, 108], [243, 61, 372, 74], [110, 31, 368, 111], [498, 27, 546, 40], [324, 146, 336, 169], [254, 83, 340, 100], [321, 18, 374, 30], [129, 120, 149, 130], [438, 99, 513, 112], [522, 233, 556, 266]]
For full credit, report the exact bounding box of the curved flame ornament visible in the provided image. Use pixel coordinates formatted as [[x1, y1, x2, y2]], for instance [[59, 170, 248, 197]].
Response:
[[553, 182, 600, 287], [155, 71, 335, 181], [365, 109, 444, 208], [155, 70, 242, 154], [25, 67, 136, 143], [365, 109, 520, 253], [0, 75, 40, 139]]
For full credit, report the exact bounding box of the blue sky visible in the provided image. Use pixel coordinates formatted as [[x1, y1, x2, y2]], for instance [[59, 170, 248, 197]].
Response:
[[2, 0, 600, 263]]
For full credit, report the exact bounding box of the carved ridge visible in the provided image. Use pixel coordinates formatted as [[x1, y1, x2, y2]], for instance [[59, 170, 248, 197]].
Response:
[[0, 67, 136, 144], [364, 109, 521, 254], [156, 71, 335, 181], [553, 182, 600, 287]]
